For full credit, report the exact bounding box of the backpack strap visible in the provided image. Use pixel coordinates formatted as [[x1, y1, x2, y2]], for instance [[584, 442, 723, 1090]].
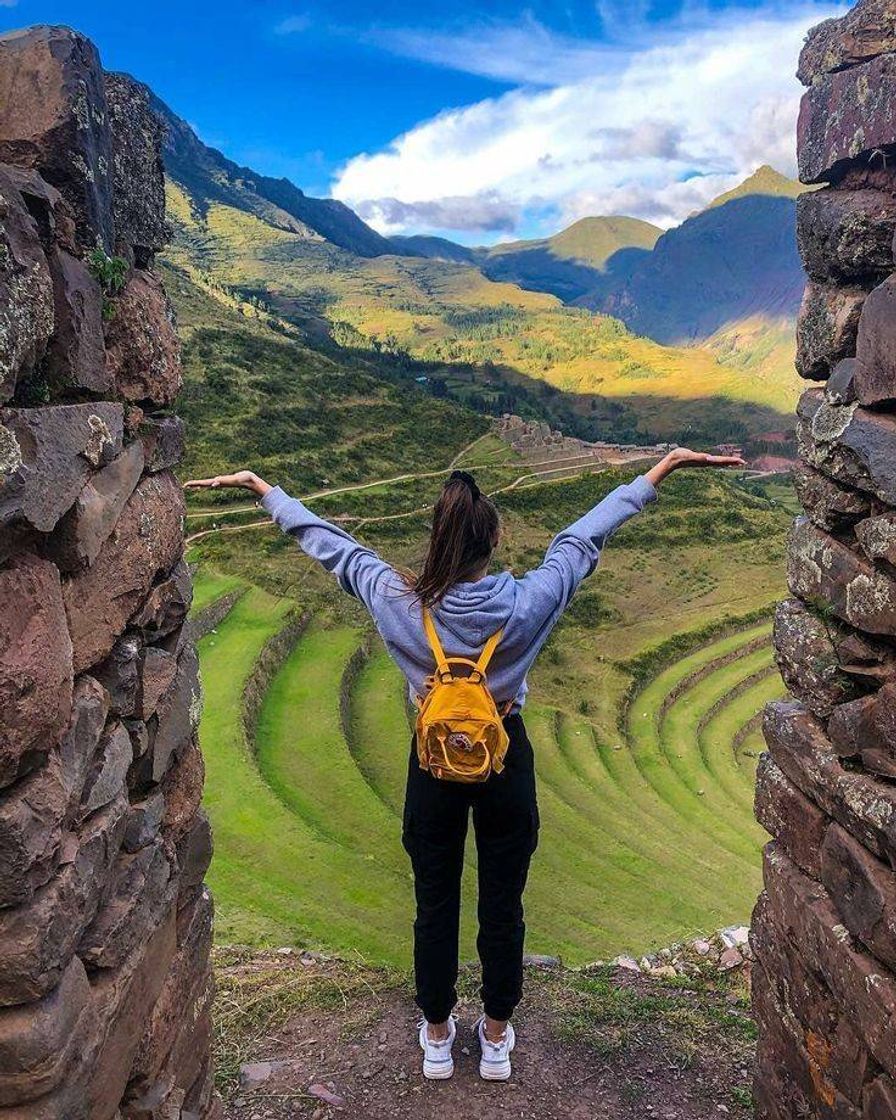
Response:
[[422, 609, 450, 677], [475, 627, 504, 675]]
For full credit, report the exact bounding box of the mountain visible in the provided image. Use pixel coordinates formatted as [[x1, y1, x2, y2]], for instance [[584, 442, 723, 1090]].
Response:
[[388, 234, 479, 264], [147, 86, 394, 258], [593, 167, 805, 353]]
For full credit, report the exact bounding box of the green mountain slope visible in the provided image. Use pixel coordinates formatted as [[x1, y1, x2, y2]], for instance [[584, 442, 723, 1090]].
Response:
[[148, 86, 393, 258]]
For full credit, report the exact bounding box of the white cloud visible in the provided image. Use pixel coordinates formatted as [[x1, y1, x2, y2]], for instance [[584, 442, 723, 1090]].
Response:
[[332, 4, 845, 239], [275, 14, 311, 35]]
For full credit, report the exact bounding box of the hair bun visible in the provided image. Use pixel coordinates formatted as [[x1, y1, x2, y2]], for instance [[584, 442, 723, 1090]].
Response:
[[449, 469, 481, 501]]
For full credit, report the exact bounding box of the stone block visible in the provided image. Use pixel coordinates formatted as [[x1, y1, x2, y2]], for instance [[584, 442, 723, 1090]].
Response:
[[825, 358, 860, 405], [0, 553, 73, 789], [798, 53, 896, 184], [138, 647, 178, 721], [62, 472, 185, 673], [59, 675, 109, 822], [130, 560, 192, 642], [763, 700, 896, 869], [0, 792, 127, 1005], [52, 439, 145, 571], [0, 27, 114, 249], [797, 190, 896, 285], [0, 402, 123, 531], [175, 810, 212, 901], [0, 749, 69, 908], [140, 414, 184, 473], [856, 511, 896, 569], [798, 0, 896, 85], [793, 460, 871, 532], [828, 680, 896, 778], [788, 516, 896, 635], [0, 956, 95, 1106], [93, 634, 144, 718], [148, 645, 201, 784], [104, 270, 182, 406], [122, 791, 165, 854], [797, 389, 896, 506], [104, 72, 166, 264], [43, 246, 108, 394], [755, 752, 827, 878], [159, 739, 204, 848], [80, 720, 133, 818], [0, 164, 54, 403], [855, 275, 896, 406], [78, 838, 175, 971], [772, 597, 866, 717], [822, 823, 896, 971], [864, 1076, 896, 1120], [795, 281, 865, 380]]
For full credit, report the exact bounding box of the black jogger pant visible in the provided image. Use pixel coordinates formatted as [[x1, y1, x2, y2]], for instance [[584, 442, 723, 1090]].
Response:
[[401, 713, 540, 1024]]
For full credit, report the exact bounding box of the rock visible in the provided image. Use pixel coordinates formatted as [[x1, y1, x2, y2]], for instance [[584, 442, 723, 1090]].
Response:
[[854, 275, 896, 406], [87, 906, 177, 1120], [139, 414, 185, 474], [821, 823, 896, 971], [52, 439, 145, 571], [80, 720, 133, 817], [649, 964, 678, 979], [754, 753, 828, 880], [307, 1084, 345, 1109], [792, 460, 870, 532], [124, 890, 213, 1106], [788, 516, 896, 635], [174, 810, 212, 901], [864, 1076, 896, 1120], [763, 843, 896, 1080], [238, 1062, 287, 1091], [0, 791, 127, 1005], [825, 357, 859, 405], [692, 938, 712, 955], [0, 748, 69, 908], [0, 402, 123, 531], [828, 681, 896, 777], [611, 955, 641, 972], [93, 635, 144, 718], [795, 282, 865, 380], [797, 388, 896, 505], [104, 270, 182, 406], [763, 700, 896, 869], [719, 947, 743, 970], [0, 164, 54, 403], [62, 472, 185, 673], [43, 247, 108, 395], [0, 27, 114, 250], [772, 598, 865, 717], [798, 0, 896, 86], [58, 675, 109, 821], [78, 838, 175, 970], [138, 646, 178, 721], [0, 553, 73, 789], [522, 953, 560, 968], [130, 559, 192, 642], [0, 955, 95, 1106], [147, 645, 202, 784], [158, 739, 204, 847], [798, 52, 896, 184], [856, 511, 896, 569], [122, 791, 165, 853], [104, 73, 167, 265], [796, 190, 896, 285], [720, 925, 750, 949]]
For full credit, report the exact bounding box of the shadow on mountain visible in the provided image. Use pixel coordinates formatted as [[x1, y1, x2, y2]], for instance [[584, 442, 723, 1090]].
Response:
[[591, 195, 804, 343], [480, 244, 654, 304]]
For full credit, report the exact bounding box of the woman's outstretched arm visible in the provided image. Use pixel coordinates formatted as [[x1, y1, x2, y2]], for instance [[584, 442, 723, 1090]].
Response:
[[516, 447, 746, 619], [183, 471, 392, 609]]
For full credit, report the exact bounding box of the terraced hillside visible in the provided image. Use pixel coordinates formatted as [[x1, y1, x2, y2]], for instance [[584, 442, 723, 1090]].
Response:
[[190, 463, 791, 966]]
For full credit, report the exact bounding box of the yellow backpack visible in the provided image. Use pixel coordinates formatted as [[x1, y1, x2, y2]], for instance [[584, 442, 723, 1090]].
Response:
[[414, 608, 510, 783]]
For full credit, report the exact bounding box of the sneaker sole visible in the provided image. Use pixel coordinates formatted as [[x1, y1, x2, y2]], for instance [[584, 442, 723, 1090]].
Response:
[[479, 1059, 512, 1081], [423, 1059, 455, 1080]]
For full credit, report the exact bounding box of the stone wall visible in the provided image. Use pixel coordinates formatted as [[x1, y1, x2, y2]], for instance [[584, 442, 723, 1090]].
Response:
[[0, 26, 216, 1120], [752, 2, 896, 1117]]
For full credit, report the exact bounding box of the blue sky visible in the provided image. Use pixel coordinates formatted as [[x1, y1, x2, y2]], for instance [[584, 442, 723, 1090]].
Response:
[[0, 0, 843, 241]]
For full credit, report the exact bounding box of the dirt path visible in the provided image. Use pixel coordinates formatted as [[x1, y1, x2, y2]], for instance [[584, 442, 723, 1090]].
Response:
[[216, 952, 754, 1120]]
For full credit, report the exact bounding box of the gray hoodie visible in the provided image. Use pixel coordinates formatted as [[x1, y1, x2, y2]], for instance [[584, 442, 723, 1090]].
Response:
[[261, 474, 657, 711]]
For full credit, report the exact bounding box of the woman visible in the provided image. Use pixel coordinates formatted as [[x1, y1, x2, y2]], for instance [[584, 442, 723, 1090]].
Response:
[[185, 445, 743, 1081]]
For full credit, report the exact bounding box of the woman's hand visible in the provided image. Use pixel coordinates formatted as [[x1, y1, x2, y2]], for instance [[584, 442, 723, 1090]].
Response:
[[183, 470, 272, 498], [645, 447, 746, 489]]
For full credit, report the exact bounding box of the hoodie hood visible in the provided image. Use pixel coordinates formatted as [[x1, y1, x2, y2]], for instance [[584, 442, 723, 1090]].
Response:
[[431, 571, 517, 649]]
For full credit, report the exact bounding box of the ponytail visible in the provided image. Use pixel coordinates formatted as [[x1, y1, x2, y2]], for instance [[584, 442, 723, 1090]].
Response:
[[412, 470, 499, 609]]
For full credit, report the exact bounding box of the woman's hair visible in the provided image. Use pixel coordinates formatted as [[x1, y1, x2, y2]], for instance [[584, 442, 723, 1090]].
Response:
[[412, 470, 500, 609]]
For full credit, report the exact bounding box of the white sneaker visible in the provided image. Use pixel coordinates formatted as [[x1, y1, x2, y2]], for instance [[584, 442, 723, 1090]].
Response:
[[477, 1016, 516, 1080], [418, 1016, 456, 1079]]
